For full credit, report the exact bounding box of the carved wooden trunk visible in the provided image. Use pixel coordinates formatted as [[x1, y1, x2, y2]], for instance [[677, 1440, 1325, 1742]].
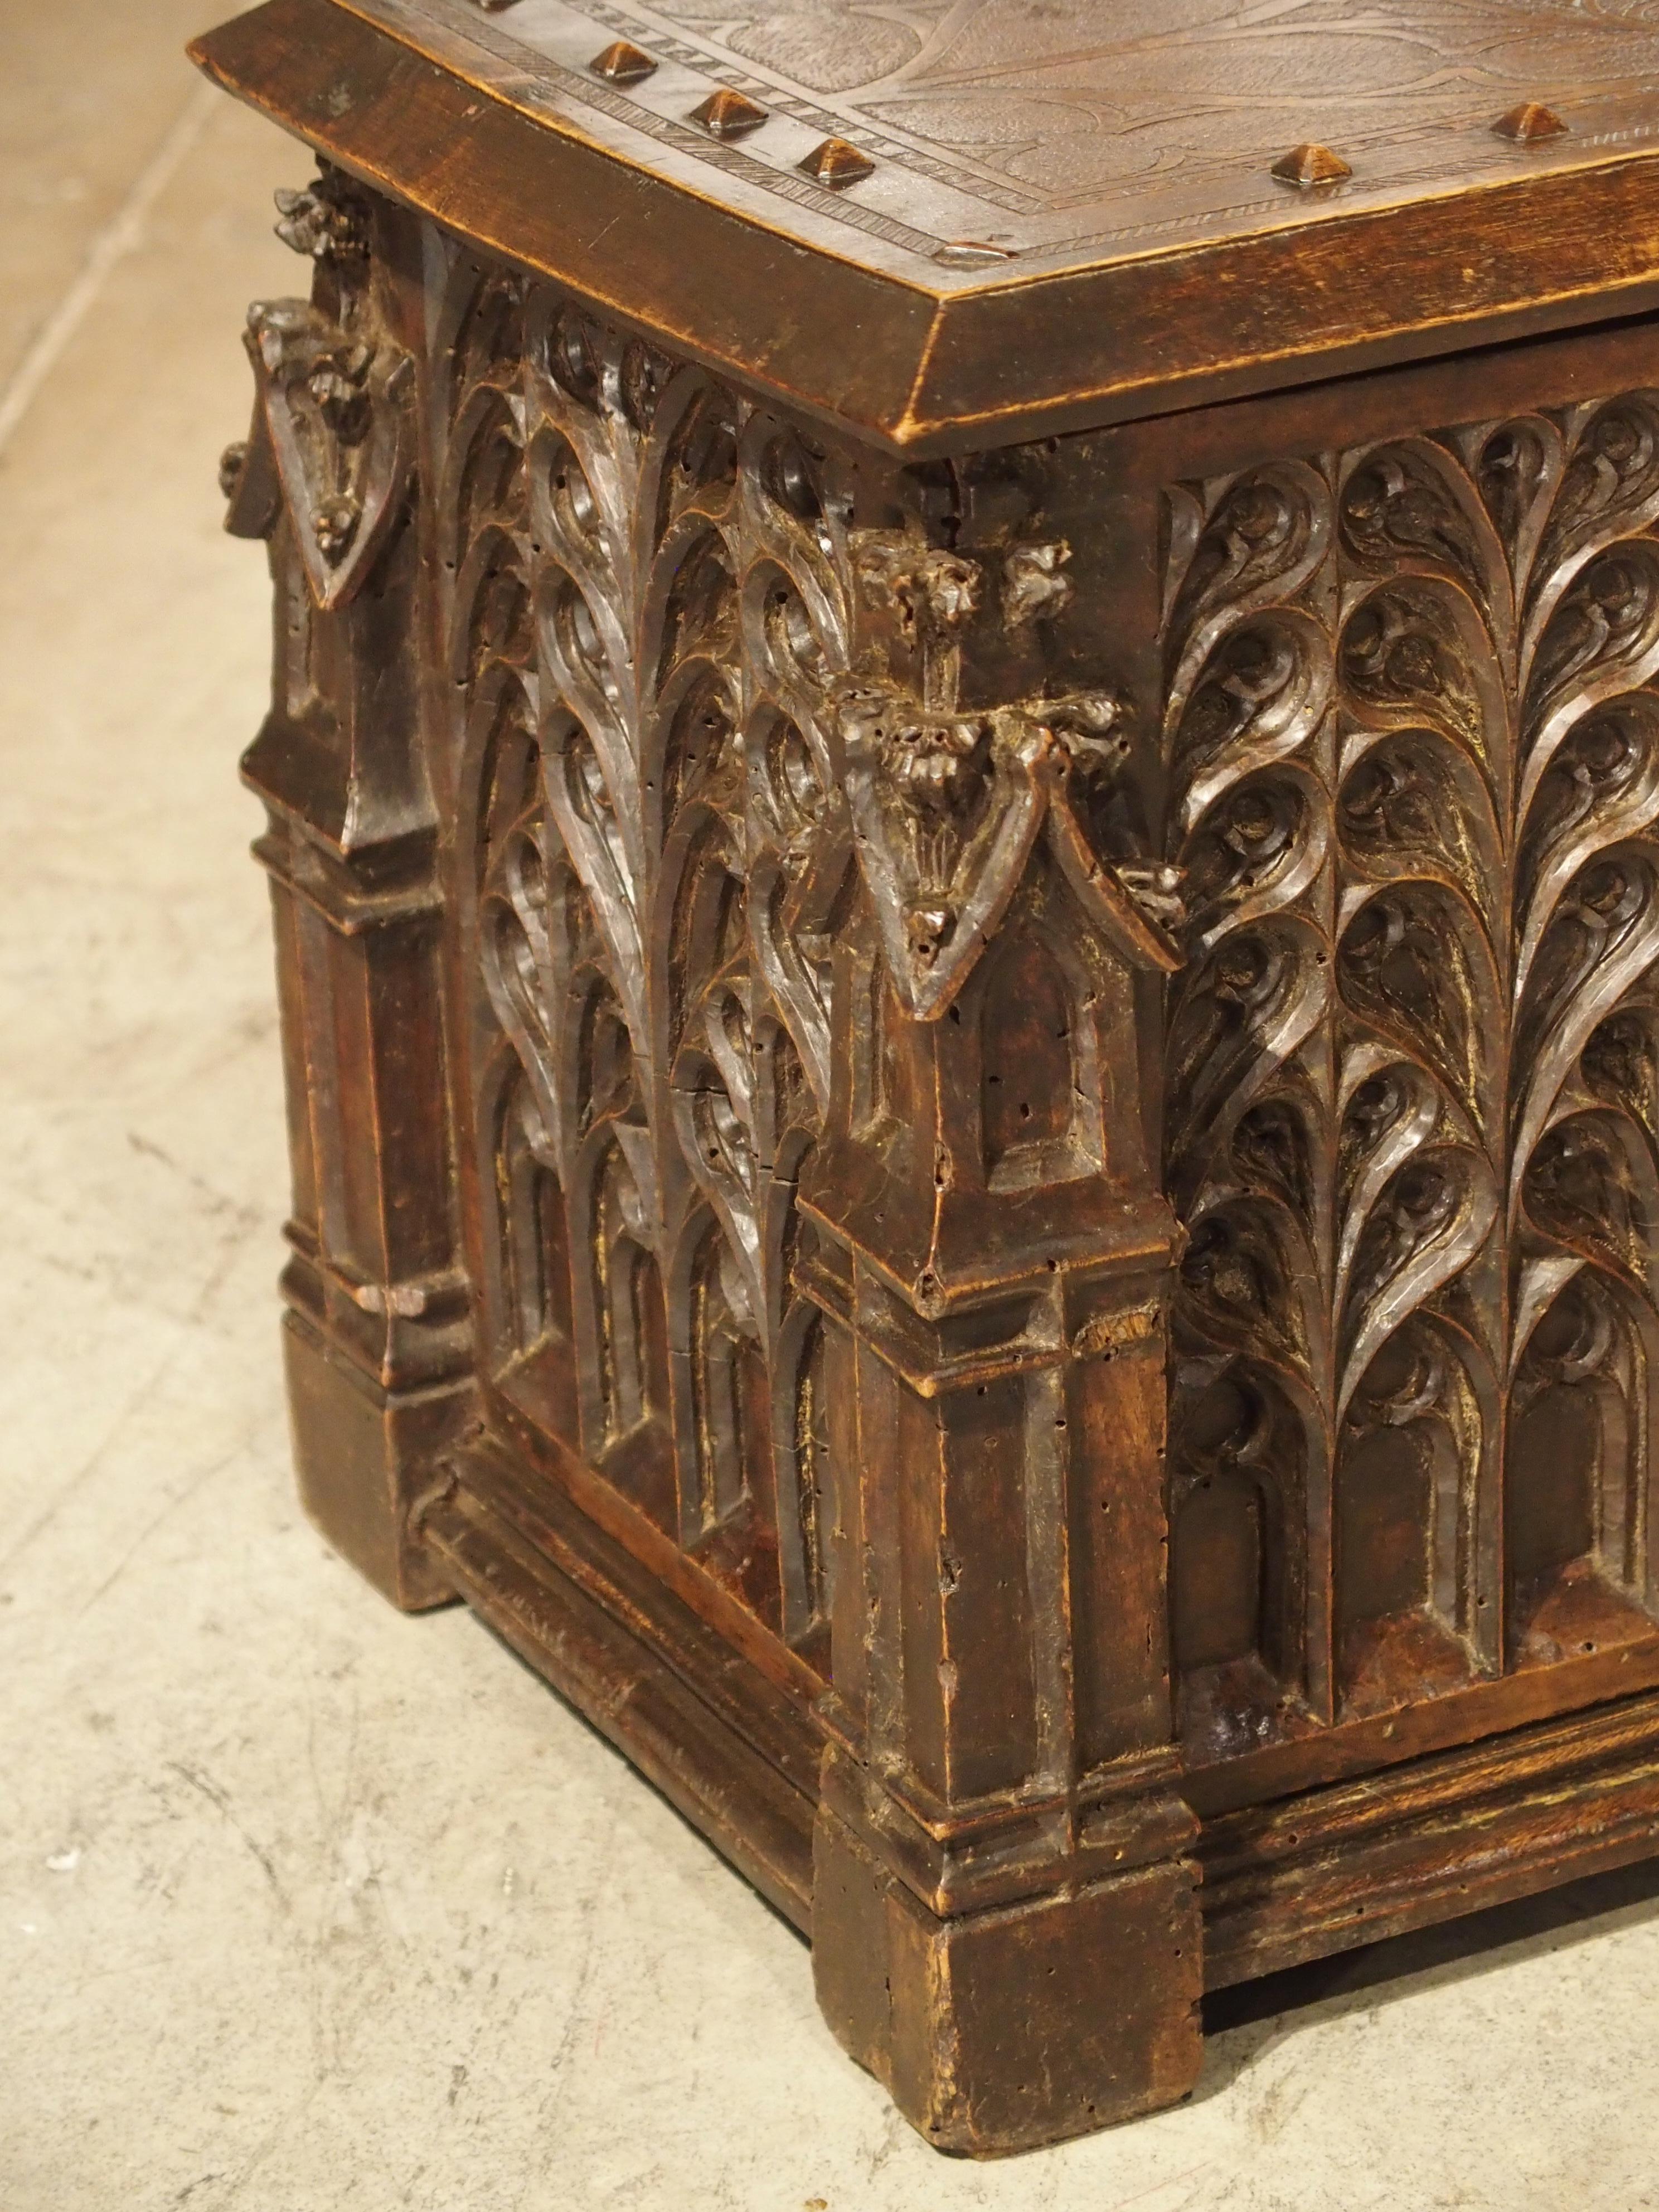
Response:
[[196, 0, 1659, 2153]]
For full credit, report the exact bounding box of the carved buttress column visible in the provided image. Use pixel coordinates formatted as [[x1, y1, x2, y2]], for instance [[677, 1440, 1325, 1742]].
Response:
[[796, 524, 1203, 2148], [223, 172, 472, 1608]]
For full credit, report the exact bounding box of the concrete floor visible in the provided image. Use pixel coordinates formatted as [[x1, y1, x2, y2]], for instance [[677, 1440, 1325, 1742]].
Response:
[[6, 9, 1659, 2208]]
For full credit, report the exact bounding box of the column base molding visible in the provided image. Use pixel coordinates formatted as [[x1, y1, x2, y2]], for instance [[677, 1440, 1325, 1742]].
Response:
[[287, 1412, 1659, 2146], [419, 1433, 824, 1929], [813, 1804, 1201, 2153], [282, 1309, 470, 1613]]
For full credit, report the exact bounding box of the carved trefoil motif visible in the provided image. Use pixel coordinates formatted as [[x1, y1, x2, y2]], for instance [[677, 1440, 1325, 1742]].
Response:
[[1163, 394, 1659, 1752]]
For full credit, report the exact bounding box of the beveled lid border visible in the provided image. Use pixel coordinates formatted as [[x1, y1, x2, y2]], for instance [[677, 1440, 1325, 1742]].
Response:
[[193, 0, 1659, 453]]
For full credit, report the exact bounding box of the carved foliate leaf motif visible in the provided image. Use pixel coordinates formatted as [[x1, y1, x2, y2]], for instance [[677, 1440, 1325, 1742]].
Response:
[[1180, 1202, 1316, 1388], [738, 422, 856, 1112], [1165, 386, 1659, 1727], [1531, 394, 1659, 608], [1340, 581, 1502, 772], [1166, 463, 1332, 657], [1167, 921, 1330, 1204], [1521, 542, 1659, 820], [436, 264, 860, 1631], [1336, 1147, 1497, 1422], [1524, 1110, 1659, 1287], [1340, 440, 1497, 608], [1170, 615, 1333, 833], [1338, 730, 1500, 921], [1469, 415, 1561, 580], [1181, 767, 1327, 948], [1337, 887, 1492, 1131]]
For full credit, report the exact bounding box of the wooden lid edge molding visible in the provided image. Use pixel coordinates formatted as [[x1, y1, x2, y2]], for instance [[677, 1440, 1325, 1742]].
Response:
[[191, 0, 1659, 451]]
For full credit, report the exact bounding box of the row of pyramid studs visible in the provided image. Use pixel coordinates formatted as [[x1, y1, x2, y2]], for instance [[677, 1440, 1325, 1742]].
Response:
[[587, 39, 875, 188], [471, 23, 1573, 231], [466, 6, 1573, 195], [1274, 104, 1569, 188]]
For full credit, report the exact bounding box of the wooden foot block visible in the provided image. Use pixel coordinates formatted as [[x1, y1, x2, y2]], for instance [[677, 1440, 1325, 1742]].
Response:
[[283, 1312, 461, 1613], [813, 1807, 1201, 2152]]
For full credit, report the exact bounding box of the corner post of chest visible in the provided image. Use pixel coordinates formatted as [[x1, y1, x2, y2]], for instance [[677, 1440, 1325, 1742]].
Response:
[[222, 172, 474, 1609], [795, 716, 1202, 2146]]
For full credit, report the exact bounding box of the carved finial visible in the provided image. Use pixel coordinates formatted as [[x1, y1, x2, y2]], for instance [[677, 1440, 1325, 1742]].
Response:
[[913, 551, 981, 629], [274, 186, 323, 256], [799, 138, 875, 189], [590, 40, 657, 84], [1493, 101, 1568, 143], [306, 347, 374, 442], [274, 178, 367, 262], [247, 296, 313, 371], [690, 89, 768, 140], [219, 441, 249, 502], [1003, 541, 1073, 625], [1269, 143, 1352, 188]]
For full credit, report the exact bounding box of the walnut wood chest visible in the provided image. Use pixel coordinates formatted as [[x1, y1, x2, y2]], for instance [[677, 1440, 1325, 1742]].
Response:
[[195, 0, 1659, 2152]]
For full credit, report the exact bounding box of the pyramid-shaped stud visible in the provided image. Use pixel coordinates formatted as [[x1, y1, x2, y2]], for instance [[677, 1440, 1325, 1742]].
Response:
[[590, 40, 657, 84], [1270, 142, 1352, 187], [799, 137, 876, 189], [690, 89, 768, 140], [1493, 101, 1568, 143]]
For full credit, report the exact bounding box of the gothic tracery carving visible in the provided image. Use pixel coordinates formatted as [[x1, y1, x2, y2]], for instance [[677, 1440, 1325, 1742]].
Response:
[[1165, 394, 1659, 1744], [236, 176, 1659, 1751], [440, 266, 851, 1636], [434, 253, 1181, 1652]]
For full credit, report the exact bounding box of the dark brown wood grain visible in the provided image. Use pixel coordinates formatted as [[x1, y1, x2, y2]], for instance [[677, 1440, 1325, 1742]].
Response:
[[192, 0, 1659, 452], [205, 0, 1659, 2157]]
